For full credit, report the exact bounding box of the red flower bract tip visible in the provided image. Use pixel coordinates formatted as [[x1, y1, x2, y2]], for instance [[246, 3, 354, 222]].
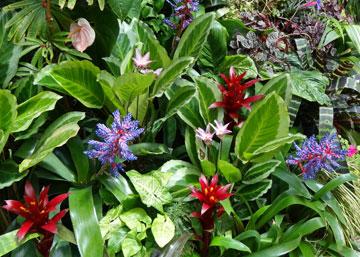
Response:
[[2, 181, 68, 241], [209, 67, 264, 123]]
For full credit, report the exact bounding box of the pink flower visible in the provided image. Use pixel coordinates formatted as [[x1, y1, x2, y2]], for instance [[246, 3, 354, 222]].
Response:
[[210, 120, 231, 140], [69, 18, 95, 52], [153, 68, 163, 76], [195, 125, 214, 146], [347, 145, 358, 157], [133, 49, 152, 69]]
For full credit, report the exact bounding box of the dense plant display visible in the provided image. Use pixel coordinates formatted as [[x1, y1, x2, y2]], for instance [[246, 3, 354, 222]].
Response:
[[0, 0, 359, 257]]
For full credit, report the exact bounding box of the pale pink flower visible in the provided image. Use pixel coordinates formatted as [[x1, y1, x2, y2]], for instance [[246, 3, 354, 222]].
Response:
[[133, 49, 152, 68], [347, 145, 358, 157], [153, 68, 163, 76], [210, 120, 232, 140], [196, 125, 214, 146], [69, 18, 95, 52]]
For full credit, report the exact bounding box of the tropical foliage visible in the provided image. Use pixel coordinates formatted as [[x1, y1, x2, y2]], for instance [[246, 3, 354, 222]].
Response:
[[0, 0, 359, 257]]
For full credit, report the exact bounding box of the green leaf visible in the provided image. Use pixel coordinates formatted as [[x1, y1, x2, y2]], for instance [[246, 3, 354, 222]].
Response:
[[151, 57, 194, 98], [69, 187, 104, 257], [243, 160, 280, 184], [314, 173, 358, 200], [151, 214, 175, 248], [272, 169, 311, 199], [235, 93, 289, 162], [199, 20, 228, 68], [177, 97, 204, 129], [345, 25, 360, 54], [137, 21, 171, 69], [0, 89, 16, 152], [19, 112, 85, 172], [127, 170, 172, 212], [34, 60, 104, 109], [200, 160, 216, 176], [218, 55, 258, 79], [259, 73, 292, 104], [210, 236, 251, 252], [122, 237, 141, 257], [67, 137, 89, 183], [196, 76, 223, 123], [129, 143, 171, 156], [113, 72, 155, 103], [120, 208, 152, 233], [14, 114, 47, 141], [12, 91, 62, 132], [0, 160, 27, 190], [0, 12, 22, 88], [243, 238, 301, 257], [283, 217, 326, 241], [237, 179, 272, 201], [174, 13, 215, 60], [0, 230, 39, 257], [218, 160, 241, 183], [99, 175, 134, 203]]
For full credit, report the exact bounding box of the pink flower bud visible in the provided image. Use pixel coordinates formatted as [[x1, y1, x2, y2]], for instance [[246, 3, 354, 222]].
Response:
[[69, 18, 95, 52]]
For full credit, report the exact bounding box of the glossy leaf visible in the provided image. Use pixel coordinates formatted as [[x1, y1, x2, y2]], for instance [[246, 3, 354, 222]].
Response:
[[129, 143, 171, 156], [99, 175, 134, 203], [174, 13, 215, 60], [151, 214, 175, 248], [200, 160, 216, 176], [151, 57, 194, 98], [243, 238, 301, 257], [108, 0, 142, 20], [69, 187, 104, 257], [0, 89, 16, 152], [235, 93, 289, 162], [0, 160, 27, 190], [210, 236, 251, 252], [34, 60, 104, 109], [218, 160, 241, 183], [0, 230, 39, 257], [237, 179, 272, 201], [67, 137, 90, 183], [120, 208, 151, 233], [13, 91, 62, 132], [243, 160, 280, 184]]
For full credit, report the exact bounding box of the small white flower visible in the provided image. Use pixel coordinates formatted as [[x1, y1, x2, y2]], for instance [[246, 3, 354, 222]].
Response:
[[69, 18, 95, 52], [132, 48, 152, 68], [195, 124, 214, 146], [211, 120, 232, 140]]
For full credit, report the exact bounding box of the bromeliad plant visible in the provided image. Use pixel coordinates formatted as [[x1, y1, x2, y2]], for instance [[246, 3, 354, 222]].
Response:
[[1, 0, 360, 257]]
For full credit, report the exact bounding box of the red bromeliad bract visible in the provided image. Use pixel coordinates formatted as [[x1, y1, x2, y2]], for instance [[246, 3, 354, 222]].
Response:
[[209, 66, 263, 123], [3, 181, 68, 256]]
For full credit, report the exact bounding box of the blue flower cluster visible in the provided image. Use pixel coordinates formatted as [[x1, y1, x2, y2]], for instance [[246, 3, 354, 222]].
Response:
[[287, 133, 347, 179], [164, 0, 199, 31], [85, 110, 144, 177]]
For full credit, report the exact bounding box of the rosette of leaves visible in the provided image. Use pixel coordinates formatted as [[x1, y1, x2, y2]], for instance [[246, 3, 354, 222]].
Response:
[[322, 0, 353, 22]]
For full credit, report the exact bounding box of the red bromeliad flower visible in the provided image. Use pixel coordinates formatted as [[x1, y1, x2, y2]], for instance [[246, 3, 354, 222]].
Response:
[[191, 174, 232, 257], [3, 181, 68, 257], [191, 174, 232, 216], [209, 67, 263, 123]]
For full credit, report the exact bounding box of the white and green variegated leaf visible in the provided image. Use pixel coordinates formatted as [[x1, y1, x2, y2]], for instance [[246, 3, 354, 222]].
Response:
[[237, 179, 272, 201], [243, 160, 280, 184], [0, 230, 39, 257]]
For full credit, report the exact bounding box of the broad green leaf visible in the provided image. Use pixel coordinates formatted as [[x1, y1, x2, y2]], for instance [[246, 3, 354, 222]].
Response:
[[235, 93, 289, 162], [12, 91, 62, 132], [157, 233, 192, 257], [127, 170, 172, 212], [57, 224, 77, 245], [67, 137, 89, 183], [200, 160, 216, 176], [283, 217, 325, 240], [0, 160, 27, 190], [314, 173, 358, 200], [137, 21, 171, 69], [177, 97, 204, 129], [0, 230, 39, 257], [151, 214, 175, 248], [151, 57, 194, 98], [218, 55, 258, 79], [120, 208, 152, 233], [97, 70, 124, 112], [272, 169, 311, 199], [210, 236, 251, 252], [129, 143, 171, 156], [69, 187, 104, 257], [185, 126, 201, 167], [243, 160, 280, 184], [259, 73, 292, 104], [34, 60, 104, 108], [345, 25, 360, 54], [108, 0, 142, 20], [243, 238, 301, 257], [99, 175, 134, 203], [0, 89, 16, 152], [196, 77, 222, 123], [0, 12, 22, 88], [122, 237, 141, 257], [237, 179, 272, 201], [199, 20, 228, 68], [14, 114, 47, 141], [19, 112, 85, 172], [174, 13, 215, 60], [113, 73, 155, 103], [218, 160, 241, 183]]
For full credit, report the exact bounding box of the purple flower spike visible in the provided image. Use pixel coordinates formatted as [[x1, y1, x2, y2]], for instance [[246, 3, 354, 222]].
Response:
[[85, 110, 144, 177], [286, 133, 347, 179], [165, 0, 199, 32]]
